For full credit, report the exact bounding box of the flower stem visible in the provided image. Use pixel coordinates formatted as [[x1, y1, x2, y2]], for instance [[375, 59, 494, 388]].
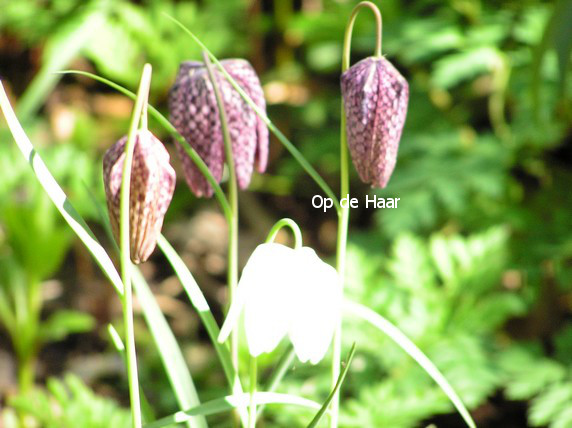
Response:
[[331, 3, 383, 427], [203, 51, 242, 425], [256, 346, 296, 420], [342, 1, 383, 68], [265, 218, 303, 249], [119, 63, 152, 428], [248, 357, 258, 428]]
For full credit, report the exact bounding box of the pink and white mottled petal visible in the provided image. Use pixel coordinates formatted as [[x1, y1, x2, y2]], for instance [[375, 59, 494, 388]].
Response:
[[102, 130, 176, 264], [168, 59, 269, 197], [341, 56, 409, 188]]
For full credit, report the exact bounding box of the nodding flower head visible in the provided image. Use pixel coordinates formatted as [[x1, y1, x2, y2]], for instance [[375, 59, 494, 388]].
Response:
[[103, 130, 176, 264], [218, 243, 341, 364], [169, 59, 269, 197], [341, 56, 409, 188]]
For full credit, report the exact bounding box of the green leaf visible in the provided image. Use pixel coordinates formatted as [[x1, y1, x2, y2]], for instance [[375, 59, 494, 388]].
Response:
[[131, 268, 207, 428], [9, 374, 131, 428], [38, 310, 95, 344], [0, 81, 124, 295], [83, 15, 141, 85], [344, 299, 476, 428], [532, 0, 572, 114], [529, 382, 572, 426], [144, 392, 323, 428], [431, 47, 504, 88], [306, 343, 356, 428], [500, 346, 566, 400], [16, 4, 107, 120], [388, 234, 434, 293], [550, 0, 572, 94]]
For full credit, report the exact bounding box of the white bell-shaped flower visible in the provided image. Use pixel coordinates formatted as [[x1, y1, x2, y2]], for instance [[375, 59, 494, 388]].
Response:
[[218, 243, 341, 364]]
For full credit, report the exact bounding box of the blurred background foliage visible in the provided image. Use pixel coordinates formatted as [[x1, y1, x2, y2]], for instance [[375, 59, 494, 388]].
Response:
[[0, 0, 571, 427]]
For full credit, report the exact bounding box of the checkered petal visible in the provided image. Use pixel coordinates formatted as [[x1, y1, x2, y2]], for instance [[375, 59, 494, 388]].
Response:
[[103, 130, 176, 264], [341, 56, 409, 188], [169, 59, 269, 197]]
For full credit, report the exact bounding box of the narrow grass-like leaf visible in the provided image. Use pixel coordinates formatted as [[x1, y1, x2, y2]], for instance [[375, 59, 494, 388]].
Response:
[[144, 392, 322, 428], [156, 235, 234, 379], [57, 70, 232, 222], [0, 81, 124, 296], [163, 14, 341, 213], [256, 346, 296, 419], [306, 343, 356, 428], [108, 324, 125, 352], [344, 299, 477, 428], [132, 268, 207, 428], [156, 234, 247, 427]]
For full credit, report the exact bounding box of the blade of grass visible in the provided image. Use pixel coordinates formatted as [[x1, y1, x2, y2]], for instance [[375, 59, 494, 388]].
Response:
[[144, 392, 323, 428], [132, 268, 208, 428], [162, 14, 341, 213], [156, 235, 233, 380], [306, 343, 356, 428], [0, 81, 123, 296], [156, 235, 248, 426], [344, 299, 476, 428]]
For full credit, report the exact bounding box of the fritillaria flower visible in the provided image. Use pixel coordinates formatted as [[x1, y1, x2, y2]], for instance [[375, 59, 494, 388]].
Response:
[[169, 59, 269, 197], [103, 130, 176, 264], [341, 56, 409, 188], [218, 243, 341, 364]]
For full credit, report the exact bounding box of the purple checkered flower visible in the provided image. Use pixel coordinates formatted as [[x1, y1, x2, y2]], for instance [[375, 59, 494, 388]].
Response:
[[103, 130, 176, 264], [341, 56, 409, 188], [169, 59, 269, 197]]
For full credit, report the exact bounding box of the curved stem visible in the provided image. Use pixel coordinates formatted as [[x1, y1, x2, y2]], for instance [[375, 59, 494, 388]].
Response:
[[120, 63, 152, 428], [265, 218, 303, 249], [342, 1, 383, 71], [331, 3, 383, 427]]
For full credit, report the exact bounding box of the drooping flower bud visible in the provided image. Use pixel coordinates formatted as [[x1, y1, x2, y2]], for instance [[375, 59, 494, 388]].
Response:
[[341, 56, 409, 188], [103, 130, 176, 264], [169, 59, 269, 197]]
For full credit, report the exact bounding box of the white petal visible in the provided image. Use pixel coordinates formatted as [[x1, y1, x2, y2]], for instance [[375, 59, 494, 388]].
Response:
[[218, 282, 247, 344], [288, 247, 341, 364], [241, 243, 297, 357]]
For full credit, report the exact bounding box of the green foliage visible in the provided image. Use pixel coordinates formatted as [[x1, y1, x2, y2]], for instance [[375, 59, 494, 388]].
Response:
[[499, 326, 572, 428], [1, 0, 572, 426], [341, 227, 526, 427], [38, 310, 95, 344], [8, 374, 132, 428], [0, 138, 99, 390]]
